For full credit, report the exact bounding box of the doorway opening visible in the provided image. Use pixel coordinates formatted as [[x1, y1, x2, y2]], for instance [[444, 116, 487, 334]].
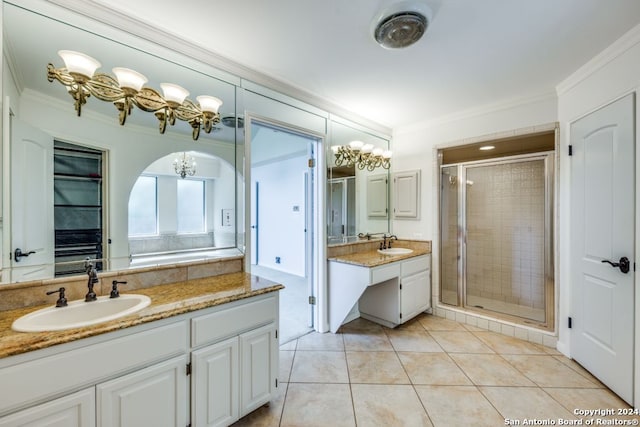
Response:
[[439, 131, 556, 330], [53, 141, 105, 276], [248, 119, 319, 343]]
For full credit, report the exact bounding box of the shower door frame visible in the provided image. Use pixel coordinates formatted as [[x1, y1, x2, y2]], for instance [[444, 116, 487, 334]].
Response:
[[439, 152, 555, 331]]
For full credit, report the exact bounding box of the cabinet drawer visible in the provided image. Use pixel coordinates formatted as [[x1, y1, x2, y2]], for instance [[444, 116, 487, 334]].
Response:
[[192, 296, 277, 348], [371, 263, 401, 284], [402, 255, 430, 277]]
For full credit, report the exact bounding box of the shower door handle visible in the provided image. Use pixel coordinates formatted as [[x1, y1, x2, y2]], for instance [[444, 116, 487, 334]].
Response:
[[601, 257, 630, 274]]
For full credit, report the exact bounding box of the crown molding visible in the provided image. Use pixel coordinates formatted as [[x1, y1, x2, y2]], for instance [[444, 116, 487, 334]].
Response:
[[42, 0, 392, 136], [395, 90, 557, 136], [556, 22, 640, 96]]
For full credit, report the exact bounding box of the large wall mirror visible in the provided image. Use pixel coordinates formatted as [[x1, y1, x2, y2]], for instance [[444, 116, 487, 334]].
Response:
[[1, 1, 243, 283], [327, 119, 390, 245]]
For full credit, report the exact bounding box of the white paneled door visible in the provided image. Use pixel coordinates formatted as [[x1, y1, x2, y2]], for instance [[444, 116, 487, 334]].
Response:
[[10, 119, 55, 281], [570, 93, 635, 404]]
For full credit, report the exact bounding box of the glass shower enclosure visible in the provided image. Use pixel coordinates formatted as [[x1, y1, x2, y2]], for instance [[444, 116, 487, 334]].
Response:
[[440, 153, 554, 329]]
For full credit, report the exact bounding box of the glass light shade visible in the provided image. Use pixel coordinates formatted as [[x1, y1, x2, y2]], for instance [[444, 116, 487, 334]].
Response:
[[197, 95, 223, 114], [113, 67, 148, 91], [349, 140, 364, 150], [372, 147, 384, 156], [160, 83, 189, 105], [382, 150, 392, 159], [361, 144, 374, 153], [58, 50, 101, 78]]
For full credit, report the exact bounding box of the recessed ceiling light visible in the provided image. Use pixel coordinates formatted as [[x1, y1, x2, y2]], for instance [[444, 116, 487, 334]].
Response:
[[479, 145, 495, 151]]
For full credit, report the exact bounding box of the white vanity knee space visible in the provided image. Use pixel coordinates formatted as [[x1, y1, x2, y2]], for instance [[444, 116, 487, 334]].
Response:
[[328, 254, 431, 332], [0, 292, 279, 427]]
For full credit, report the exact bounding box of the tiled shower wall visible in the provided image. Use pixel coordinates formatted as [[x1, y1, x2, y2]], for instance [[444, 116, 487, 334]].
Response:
[[465, 160, 545, 309]]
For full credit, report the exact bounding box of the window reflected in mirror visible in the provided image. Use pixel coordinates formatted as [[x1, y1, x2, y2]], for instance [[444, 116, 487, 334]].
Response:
[[127, 151, 236, 265]]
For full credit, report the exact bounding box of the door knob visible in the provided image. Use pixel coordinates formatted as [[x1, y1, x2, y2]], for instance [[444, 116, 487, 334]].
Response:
[[14, 248, 36, 262], [601, 257, 631, 274]]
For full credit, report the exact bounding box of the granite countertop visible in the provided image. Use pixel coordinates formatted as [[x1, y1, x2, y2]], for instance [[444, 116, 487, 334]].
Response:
[[328, 247, 431, 268], [0, 272, 283, 359]]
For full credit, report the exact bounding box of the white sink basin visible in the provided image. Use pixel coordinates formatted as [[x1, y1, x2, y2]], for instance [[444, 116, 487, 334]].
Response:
[[377, 247, 414, 255], [12, 294, 151, 332]]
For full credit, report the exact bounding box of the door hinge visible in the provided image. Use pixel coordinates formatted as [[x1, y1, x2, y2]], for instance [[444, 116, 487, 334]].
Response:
[[275, 329, 278, 339], [308, 158, 315, 167], [186, 362, 192, 376], [568, 145, 573, 156], [400, 312, 403, 319], [399, 284, 403, 290], [275, 378, 278, 388], [309, 296, 316, 305], [568, 317, 572, 329]]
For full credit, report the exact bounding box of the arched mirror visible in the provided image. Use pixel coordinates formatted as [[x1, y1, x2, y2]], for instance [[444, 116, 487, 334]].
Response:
[[127, 151, 237, 267]]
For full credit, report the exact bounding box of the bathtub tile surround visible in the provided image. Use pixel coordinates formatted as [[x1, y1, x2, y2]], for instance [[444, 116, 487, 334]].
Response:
[[237, 315, 638, 427]]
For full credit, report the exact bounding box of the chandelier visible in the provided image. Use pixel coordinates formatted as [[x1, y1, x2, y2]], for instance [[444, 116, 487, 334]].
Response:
[[331, 140, 392, 171], [47, 50, 222, 141], [174, 153, 196, 179]]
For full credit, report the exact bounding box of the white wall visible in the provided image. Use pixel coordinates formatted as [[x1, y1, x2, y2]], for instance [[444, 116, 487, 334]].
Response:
[[392, 94, 558, 239], [555, 25, 640, 361], [252, 154, 307, 276]]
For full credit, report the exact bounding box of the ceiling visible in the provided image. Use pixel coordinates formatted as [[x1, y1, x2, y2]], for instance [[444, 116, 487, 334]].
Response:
[[84, 0, 640, 130], [9, 0, 640, 133]]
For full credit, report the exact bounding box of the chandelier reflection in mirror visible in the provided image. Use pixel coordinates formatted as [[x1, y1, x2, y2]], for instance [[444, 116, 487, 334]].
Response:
[[47, 50, 223, 141], [331, 140, 392, 171], [174, 153, 196, 179]]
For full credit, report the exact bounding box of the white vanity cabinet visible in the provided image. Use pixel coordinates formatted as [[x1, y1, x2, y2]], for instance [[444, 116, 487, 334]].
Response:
[[359, 255, 431, 328], [329, 254, 431, 331], [190, 294, 279, 427], [0, 292, 280, 427]]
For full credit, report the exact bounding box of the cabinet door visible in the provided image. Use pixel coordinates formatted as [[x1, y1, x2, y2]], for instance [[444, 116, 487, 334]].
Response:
[[97, 355, 188, 427], [400, 270, 431, 323], [393, 170, 420, 218], [192, 337, 239, 427], [240, 323, 278, 415], [0, 388, 95, 427]]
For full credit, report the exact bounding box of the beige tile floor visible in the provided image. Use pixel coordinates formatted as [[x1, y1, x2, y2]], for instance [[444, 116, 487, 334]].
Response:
[[233, 314, 639, 427]]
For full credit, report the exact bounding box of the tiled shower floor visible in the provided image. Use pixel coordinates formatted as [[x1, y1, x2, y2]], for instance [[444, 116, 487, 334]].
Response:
[[233, 314, 638, 427]]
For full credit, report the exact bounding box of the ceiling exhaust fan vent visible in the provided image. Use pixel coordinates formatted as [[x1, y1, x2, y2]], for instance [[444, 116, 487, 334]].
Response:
[[373, 1, 431, 49]]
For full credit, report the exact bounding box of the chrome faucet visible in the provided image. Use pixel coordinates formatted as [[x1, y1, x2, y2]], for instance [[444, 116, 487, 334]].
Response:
[[84, 259, 99, 302]]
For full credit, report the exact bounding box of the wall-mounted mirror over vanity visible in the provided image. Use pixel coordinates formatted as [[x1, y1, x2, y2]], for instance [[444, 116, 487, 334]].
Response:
[[1, 1, 243, 283], [327, 119, 391, 245]]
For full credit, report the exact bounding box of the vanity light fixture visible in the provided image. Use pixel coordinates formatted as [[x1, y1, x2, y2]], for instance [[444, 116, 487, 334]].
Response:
[[331, 140, 392, 171], [174, 152, 196, 179], [47, 50, 223, 141]]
